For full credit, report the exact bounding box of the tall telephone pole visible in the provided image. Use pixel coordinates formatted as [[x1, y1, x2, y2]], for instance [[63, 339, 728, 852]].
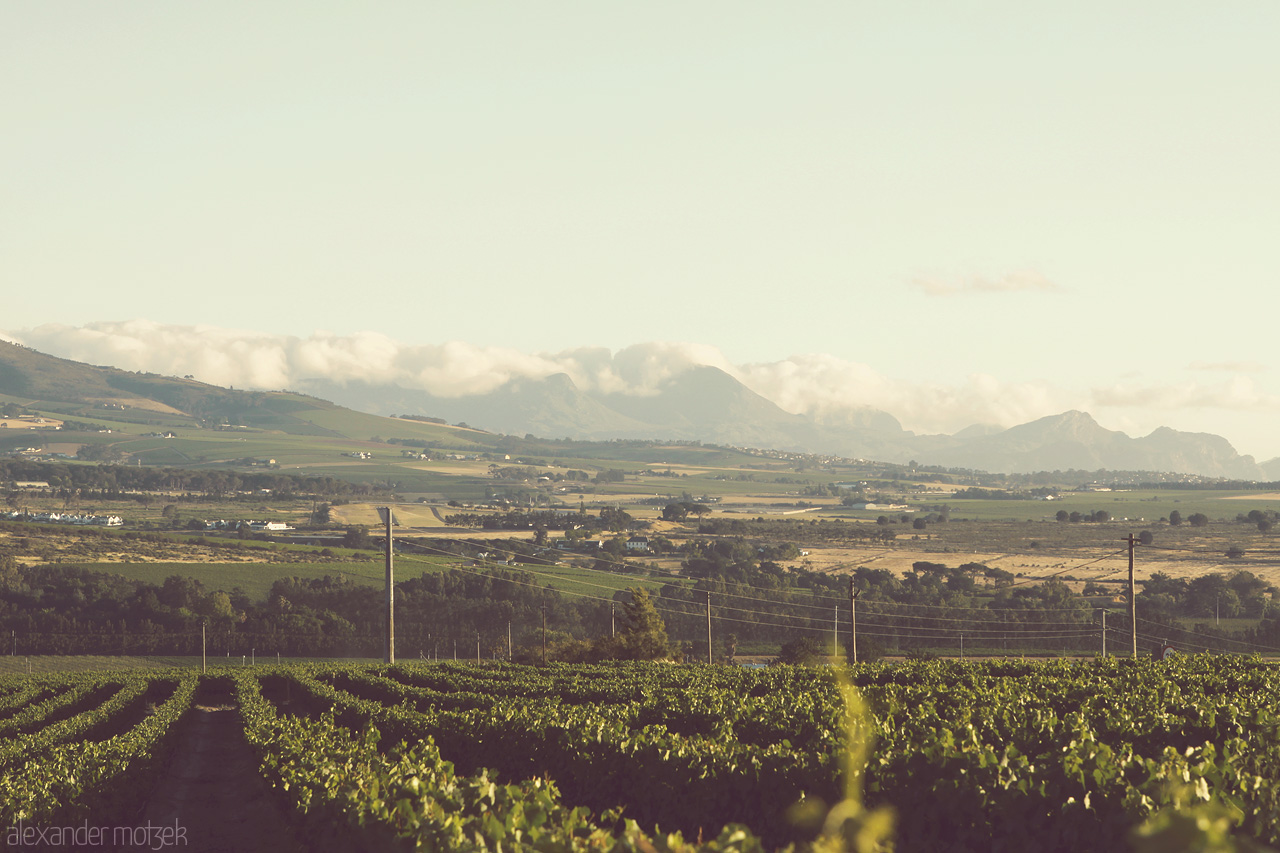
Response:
[[1127, 533, 1138, 659], [849, 577, 860, 664], [706, 591, 712, 665], [379, 507, 396, 664]]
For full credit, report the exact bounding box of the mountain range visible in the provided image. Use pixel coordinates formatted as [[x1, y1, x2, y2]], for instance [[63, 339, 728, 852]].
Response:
[[298, 368, 1277, 480], [1, 340, 1273, 479]]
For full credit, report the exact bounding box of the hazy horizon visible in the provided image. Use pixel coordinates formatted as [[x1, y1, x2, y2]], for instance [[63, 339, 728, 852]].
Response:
[[5, 320, 1279, 464]]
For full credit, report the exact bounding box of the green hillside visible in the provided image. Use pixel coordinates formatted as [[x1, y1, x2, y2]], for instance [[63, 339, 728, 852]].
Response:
[[0, 343, 769, 498], [0, 342, 493, 458]]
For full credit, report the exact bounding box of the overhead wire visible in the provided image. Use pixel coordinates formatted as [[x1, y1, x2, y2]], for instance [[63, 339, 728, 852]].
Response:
[[400, 531, 1133, 615], [399, 550, 1105, 632], [1134, 614, 1280, 653], [398, 553, 1153, 647], [393, 531, 1280, 654]]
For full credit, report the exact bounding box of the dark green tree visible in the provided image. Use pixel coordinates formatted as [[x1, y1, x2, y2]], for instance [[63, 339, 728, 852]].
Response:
[[776, 635, 828, 666], [615, 588, 670, 660], [724, 632, 738, 663], [342, 525, 374, 549]]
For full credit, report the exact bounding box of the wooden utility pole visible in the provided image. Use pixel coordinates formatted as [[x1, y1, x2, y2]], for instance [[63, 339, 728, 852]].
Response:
[[706, 591, 712, 665], [1127, 533, 1138, 658], [201, 622, 206, 674], [379, 507, 395, 664], [849, 578, 860, 664], [1100, 609, 1106, 657], [541, 604, 547, 665]]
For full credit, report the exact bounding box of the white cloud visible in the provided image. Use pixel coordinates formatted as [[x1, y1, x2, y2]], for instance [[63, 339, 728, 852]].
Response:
[[737, 356, 1076, 435], [7, 322, 1278, 454], [910, 270, 1062, 297], [5, 322, 739, 401], [4, 321, 1079, 437], [1089, 377, 1280, 413]]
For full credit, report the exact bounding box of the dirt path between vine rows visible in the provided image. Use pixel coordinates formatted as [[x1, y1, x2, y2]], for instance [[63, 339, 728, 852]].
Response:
[[117, 705, 307, 853]]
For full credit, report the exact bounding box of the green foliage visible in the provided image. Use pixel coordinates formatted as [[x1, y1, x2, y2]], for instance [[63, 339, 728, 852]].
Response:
[[2, 658, 1279, 851], [0, 670, 197, 825], [236, 668, 776, 851], [614, 587, 671, 660], [776, 636, 831, 666]]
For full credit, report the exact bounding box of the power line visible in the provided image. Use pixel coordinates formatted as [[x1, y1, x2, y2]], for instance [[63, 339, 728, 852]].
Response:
[[406, 555, 1156, 649], [1005, 547, 1130, 587], [417, 553, 1104, 631], [403, 533, 1135, 615], [1134, 614, 1280, 653], [396, 539, 1280, 654]]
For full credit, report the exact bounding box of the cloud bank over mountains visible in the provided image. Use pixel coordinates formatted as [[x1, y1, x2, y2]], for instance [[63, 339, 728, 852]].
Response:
[[6, 321, 1277, 454]]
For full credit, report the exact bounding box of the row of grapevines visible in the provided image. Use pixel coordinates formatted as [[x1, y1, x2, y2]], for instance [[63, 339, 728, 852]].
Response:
[[0, 679, 151, 767], [0, 678, 69, 720], [299, 657, 1280, 851], [381, 662, 843, 752], [0, 678, 105, 739], [0, 670, 199, 825], [285, 664, 839, 847], [235, 669, 781, 852], [853, 656, 1280, 850]]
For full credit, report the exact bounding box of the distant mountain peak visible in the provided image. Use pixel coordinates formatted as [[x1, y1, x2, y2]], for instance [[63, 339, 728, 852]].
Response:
[[3, 345, 1263, 479]]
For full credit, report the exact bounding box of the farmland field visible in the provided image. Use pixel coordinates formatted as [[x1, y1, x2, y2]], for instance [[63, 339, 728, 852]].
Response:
[[1, 657, 1276, 851]]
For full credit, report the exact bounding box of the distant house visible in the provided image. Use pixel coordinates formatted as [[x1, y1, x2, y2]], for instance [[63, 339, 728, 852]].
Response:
[[555, 539, 603, 552], [625, 536, 650, 553], [1, 509, 120, 527], [249, 520, 293, 532]]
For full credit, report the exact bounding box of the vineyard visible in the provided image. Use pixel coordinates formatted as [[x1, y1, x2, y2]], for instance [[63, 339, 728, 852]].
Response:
[[1, 657, 1277, 851]]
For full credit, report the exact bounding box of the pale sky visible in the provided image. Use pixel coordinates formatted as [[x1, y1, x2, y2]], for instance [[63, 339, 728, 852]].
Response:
[[5, 4, 1280, 459]]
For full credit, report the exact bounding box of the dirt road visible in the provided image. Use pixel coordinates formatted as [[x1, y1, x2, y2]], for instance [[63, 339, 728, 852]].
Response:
[[121, 703, 305, 853]]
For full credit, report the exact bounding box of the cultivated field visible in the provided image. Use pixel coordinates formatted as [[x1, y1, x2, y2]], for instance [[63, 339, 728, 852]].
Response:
[[1, 658, 1276, 851]]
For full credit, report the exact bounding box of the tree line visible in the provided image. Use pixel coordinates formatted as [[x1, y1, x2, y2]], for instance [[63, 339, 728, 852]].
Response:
[[0, 459, 389, 499]]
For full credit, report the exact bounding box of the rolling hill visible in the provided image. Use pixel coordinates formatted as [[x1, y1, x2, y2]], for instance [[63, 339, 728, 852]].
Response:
[[1, 340, 1271, 479]]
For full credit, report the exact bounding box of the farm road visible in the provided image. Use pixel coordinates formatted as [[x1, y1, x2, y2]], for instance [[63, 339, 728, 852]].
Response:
[[121, 704, 306, 853]]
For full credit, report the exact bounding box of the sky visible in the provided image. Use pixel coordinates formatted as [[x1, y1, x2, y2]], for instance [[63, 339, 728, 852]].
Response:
[[4, 3, 1280, 459]]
